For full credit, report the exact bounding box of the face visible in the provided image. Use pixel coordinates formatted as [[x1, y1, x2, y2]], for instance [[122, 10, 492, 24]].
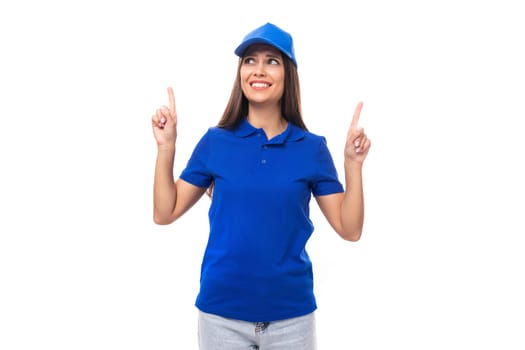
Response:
[[240, 44, 285, 107]]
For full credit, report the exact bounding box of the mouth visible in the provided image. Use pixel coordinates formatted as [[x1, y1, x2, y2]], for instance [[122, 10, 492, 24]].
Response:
[[250, 82, 271, 88]]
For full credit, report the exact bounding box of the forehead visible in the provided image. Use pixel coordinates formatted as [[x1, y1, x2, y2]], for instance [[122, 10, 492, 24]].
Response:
[[243, 44, 283, 57]]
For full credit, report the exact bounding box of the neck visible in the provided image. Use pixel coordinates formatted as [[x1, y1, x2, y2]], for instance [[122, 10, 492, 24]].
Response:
[[247, 106, 287, 139]]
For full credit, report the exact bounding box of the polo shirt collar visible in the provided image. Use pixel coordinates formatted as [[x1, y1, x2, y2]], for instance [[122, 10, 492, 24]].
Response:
[[233, 117, 305, 144]]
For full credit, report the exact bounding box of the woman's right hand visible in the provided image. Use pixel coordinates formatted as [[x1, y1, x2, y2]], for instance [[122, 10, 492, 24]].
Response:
[[152, 87, 178, 147]]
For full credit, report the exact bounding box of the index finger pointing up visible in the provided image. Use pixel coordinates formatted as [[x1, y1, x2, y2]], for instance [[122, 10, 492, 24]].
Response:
[[351, 101, 363, 129], [167, 86, 176, 116]]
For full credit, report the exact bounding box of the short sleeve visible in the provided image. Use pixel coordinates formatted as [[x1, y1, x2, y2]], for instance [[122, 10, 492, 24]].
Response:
[[179, 129, 213, 188], [311, 137, 344, 196]]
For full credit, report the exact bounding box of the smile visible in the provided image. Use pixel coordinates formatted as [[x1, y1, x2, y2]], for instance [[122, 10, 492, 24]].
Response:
[[250, 82, 271, 88]]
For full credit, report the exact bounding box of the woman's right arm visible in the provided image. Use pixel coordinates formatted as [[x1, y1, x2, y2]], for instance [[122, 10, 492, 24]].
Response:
[[152, 87, 206, 225]]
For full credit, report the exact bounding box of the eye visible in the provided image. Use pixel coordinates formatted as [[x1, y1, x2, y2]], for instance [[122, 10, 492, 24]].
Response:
[[243, 57, 256, 64], [268, 58, 280, 65]]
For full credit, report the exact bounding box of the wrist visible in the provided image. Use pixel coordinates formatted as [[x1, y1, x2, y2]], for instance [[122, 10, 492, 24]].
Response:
[[157, 143, 176, 153], [344, 159, 363, 172]]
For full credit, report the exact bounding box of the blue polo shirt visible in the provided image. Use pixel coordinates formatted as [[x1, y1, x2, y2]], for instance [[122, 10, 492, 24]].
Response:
[[180, 118, 344, 322]]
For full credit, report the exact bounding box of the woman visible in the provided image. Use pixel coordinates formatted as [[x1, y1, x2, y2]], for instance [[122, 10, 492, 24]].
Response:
[[151, 22, 370, 350]]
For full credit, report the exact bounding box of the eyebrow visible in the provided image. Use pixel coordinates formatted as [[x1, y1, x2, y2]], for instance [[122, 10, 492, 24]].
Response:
[[266, 53, 281, 59]]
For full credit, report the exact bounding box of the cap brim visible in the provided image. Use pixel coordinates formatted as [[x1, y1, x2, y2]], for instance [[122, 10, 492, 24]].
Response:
[[234, 38, 289, 61]]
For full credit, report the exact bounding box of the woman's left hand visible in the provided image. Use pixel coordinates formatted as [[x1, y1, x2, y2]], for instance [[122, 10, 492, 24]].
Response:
[[344, 102, 371, 164]]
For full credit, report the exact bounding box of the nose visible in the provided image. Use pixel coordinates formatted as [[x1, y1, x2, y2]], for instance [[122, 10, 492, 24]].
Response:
[[253, 61, 266, 77]]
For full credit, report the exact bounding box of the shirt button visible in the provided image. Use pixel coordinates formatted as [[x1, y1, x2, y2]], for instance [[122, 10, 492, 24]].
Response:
[[261, 159, 267, 164], [263, 145, 268, 149]]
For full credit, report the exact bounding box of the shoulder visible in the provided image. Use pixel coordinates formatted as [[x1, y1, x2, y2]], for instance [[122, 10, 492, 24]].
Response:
[[195, 126, 229, 143], [297, 130, 337, 160], [303, 130, 326, 142], [285, 123, 325, 144], [296, 129, 329, 148], [203, 126, 236, 138], [192, 126, 238, 152]]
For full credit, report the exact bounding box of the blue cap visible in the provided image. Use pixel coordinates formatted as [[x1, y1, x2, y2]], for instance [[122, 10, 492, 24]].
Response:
[[234, 22, 297, 67]]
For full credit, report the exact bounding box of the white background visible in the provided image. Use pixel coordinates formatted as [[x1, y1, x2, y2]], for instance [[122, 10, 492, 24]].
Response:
[[1, 0, 524, 348]]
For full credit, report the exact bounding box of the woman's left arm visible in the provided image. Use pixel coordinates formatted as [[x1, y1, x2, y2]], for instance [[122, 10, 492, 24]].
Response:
[[316, 102, 371, 241]]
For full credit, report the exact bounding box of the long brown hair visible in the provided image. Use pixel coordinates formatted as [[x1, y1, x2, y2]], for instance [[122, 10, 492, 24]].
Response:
[[207, 54, 307, 197]]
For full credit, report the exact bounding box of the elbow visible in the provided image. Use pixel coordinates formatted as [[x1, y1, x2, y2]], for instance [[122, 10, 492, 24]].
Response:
[[345, 233, 362, 242], [153, 212, 175, 225], [339, 229, 362, 242]]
